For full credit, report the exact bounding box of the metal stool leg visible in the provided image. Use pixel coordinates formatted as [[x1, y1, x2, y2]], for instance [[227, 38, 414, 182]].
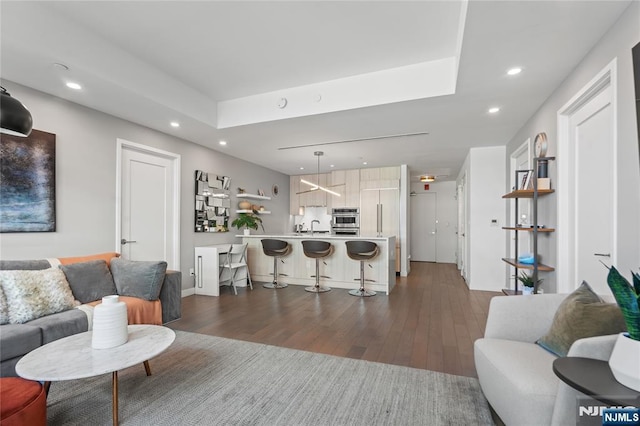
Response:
[[263, 256, 288, 289], [349, 260, 376, 297], [305, 258, 331, 293]]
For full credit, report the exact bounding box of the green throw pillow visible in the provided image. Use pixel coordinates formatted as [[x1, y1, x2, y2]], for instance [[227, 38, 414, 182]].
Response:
[[536, 281, 626, 357]]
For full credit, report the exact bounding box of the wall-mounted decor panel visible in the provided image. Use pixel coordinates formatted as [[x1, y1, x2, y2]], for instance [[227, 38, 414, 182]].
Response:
[[0, 129, 56, 232], [195, 170, 230, 232]]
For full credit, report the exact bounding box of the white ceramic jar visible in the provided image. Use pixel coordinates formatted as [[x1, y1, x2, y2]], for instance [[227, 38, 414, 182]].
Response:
[[92, 295, 128, 349]]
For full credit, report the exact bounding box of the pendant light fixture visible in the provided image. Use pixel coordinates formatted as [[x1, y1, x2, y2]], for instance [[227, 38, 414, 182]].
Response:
[[0, 86, 33, 137], [298, 151, 341, 197]]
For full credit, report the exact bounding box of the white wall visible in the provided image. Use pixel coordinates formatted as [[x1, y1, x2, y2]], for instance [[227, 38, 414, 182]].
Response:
[[293, 207, 331, 232], [409, 180, 457, 263], [503, 1, 640, 293], [0, 81, 291, 292], [458, 146, 506, 291]]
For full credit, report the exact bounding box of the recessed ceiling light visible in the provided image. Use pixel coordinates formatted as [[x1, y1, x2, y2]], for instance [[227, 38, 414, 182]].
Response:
[[219, 140, 227, 146], [363, 162, 368, 165], [170, 122, 180, 128], [66, 82, 82, 90], [299, 167, 304, 170], [53, 63, 69, 71], [488, 107, 500, 114], [330, 164, 335, 168], [507, 67, 522, 76]]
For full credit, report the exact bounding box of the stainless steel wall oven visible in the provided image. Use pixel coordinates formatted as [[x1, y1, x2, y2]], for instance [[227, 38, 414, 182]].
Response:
[[331, 208, 359, 235]]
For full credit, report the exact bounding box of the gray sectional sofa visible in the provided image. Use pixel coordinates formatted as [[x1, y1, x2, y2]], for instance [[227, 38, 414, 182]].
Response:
[[0, 258, 181, 377]]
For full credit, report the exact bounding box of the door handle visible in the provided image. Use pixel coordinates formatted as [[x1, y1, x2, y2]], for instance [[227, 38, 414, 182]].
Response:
[[594, 253, 611, 257], [120, 239, 137, 245]]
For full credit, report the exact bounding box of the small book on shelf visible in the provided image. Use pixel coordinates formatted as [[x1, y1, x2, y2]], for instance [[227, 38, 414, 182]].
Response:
[[519, 171, 533, 190]]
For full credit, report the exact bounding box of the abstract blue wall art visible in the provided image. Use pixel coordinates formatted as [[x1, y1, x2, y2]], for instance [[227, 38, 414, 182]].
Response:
[[0, 130, 56, 232]]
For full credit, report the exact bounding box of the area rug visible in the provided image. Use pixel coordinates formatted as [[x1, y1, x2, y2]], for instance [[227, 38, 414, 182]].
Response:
[[46, 331, 494, 425]]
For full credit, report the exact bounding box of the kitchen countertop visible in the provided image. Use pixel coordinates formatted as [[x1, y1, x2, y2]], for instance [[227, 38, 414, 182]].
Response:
[[238, 234, 393, 240], [241, 234, 396, 294]]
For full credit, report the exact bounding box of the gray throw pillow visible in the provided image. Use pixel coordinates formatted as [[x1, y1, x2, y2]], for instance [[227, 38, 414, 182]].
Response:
[[110, 258, 167, 301], [536, 281, 626, 357], [59, 260, 117, 304]]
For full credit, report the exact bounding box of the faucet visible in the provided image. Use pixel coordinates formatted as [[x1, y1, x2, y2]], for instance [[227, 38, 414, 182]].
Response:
[[311, 220, 320, 236]]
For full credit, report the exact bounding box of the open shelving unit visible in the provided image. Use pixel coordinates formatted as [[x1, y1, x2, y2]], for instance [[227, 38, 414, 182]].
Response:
[[502, 157, 555, 295], [235, 193, 272, 214]]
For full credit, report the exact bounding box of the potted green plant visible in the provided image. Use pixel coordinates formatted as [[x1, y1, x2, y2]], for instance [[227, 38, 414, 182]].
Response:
[[231, 212, 264, 235], [517, 271, 542, 295], [606, 266, 640, 391]]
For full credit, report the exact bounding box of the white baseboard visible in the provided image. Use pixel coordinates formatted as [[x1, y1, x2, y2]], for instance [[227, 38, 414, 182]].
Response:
[[182, 279, 249, 298]]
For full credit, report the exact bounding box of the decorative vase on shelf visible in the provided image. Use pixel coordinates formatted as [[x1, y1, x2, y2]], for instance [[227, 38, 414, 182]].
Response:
[[609, 333, 640, 391], [243, 229, 251, 236], [238, 201, 251, 210], [92, 295, 128, 349]]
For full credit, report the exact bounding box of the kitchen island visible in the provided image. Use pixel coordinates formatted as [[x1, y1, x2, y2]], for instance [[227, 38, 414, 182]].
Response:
[[240, 234, 396, 294]]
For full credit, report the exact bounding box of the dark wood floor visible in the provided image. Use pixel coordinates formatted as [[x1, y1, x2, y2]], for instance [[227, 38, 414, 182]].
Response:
[[169, 262, 500, 378]]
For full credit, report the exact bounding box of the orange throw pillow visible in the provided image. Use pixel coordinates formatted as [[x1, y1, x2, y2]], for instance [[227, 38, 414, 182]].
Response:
[[87, 296, 162, 325], [58, 252, 120, 267]]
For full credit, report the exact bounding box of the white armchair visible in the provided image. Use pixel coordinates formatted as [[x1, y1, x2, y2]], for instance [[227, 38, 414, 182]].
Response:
[[474, 293, 617, 426]]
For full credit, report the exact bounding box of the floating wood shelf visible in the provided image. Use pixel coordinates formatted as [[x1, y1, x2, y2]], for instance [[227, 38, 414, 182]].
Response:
[[502, 189, 554, 199], [236, 210, 271, 214], [236, 193, 271, 200], [502, 258, 555, 272]]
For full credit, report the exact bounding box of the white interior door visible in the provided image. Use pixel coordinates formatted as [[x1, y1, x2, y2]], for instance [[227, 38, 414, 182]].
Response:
[[558, 63, 616, 295], [117, 140, 180, 270], [572, 87, 614, 294], [411, 193, 437, 262], [457, 174, 467, 280]]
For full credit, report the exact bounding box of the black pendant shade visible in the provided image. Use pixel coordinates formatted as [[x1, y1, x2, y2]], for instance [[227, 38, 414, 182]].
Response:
[[0, 86, 33, 137]]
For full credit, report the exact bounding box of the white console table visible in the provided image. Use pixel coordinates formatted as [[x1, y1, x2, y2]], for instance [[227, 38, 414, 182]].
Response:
[[194, 244, 249, 296]]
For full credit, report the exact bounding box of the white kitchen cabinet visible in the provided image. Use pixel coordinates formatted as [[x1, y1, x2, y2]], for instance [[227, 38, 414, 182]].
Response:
[[290, 177, 301, 215], [360, 185, 400, 272], [328, 169, 360, 209], [360, 187, 399, 237], [360, 166, 400, 182]]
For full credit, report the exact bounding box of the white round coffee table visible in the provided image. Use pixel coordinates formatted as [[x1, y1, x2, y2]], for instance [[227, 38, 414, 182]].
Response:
[[16, 324, 175, 426]]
